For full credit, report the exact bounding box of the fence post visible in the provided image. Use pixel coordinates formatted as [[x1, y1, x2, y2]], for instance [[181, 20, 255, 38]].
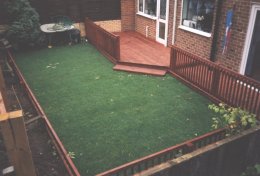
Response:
[[211, 67, 221, 96], [0, 109, 37, 176], [115, 36, 120, 62], [0, 66, 7, 107], [170, 47, 177, 72]]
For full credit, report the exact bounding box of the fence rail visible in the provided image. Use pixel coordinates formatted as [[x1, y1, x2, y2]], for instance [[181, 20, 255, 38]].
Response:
[[170, 46, 260, 118], [7, 51, 80, 176], [85, 18, 120, 63], [96, 128, 226, 176]]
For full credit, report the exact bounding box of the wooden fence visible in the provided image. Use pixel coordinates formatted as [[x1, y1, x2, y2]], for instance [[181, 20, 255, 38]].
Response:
[[85, 18, 120, 63], [96, 129, 226, 176], [135, 126, 260, 176], [170, 46, 260, 118], [6, 51, 81, 176], [0, 67, 37, 176]]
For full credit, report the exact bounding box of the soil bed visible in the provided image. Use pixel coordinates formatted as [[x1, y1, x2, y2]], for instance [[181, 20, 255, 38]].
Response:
[[0, 52, 69, 176]]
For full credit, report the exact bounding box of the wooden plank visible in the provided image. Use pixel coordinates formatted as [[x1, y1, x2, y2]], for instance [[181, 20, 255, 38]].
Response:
[[0, 91, 6, 114], [0, 110, 37, 176], [117, 32, 170, 67], [0, 66, 8, 109]]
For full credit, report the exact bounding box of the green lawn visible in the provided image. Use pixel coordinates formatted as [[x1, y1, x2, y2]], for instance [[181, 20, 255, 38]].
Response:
[[15, 44, 213, 176]]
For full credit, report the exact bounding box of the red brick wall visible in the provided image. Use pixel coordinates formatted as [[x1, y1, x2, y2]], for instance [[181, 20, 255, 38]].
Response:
[[135, 15, 157, 40], [121, 0, 259, 73], [134, 0, 172, 42], [172, 0, 218, 59], [215, 0, 260, 72], [167, 0, 174, 46], [121, 0, 135, 31]]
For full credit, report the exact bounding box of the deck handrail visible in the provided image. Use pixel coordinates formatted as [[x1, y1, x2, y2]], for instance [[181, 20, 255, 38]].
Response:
[[170, 46, 260, 117], [96, 128, 226, 176], [85, 18, 120, 63]]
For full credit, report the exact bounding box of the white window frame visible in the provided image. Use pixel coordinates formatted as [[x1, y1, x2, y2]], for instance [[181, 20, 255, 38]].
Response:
[[240, 3, 260, 75], [137, 0, 157, 20], [178, 0, 212, 38]]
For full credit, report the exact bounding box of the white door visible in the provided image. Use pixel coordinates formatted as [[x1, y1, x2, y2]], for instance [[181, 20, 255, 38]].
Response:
[[156, 0, 169, 46]]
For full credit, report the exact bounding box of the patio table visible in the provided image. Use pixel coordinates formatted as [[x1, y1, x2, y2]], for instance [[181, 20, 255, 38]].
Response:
[[40, 23, 75, 48]]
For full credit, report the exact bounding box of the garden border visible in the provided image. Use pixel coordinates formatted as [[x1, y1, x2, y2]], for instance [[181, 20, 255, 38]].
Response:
[[7, 50, 81, 176]]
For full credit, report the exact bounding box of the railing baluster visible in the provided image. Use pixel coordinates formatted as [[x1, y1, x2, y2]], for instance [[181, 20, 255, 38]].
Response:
[[85, 18, 120, 63], [170, 46, 260, 118]]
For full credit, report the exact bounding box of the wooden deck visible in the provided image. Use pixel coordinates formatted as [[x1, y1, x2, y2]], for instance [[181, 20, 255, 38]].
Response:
[[115, 32, 171, 67]]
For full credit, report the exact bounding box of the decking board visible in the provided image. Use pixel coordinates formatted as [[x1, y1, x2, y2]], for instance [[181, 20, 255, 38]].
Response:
[[115, 32, 171, 67]]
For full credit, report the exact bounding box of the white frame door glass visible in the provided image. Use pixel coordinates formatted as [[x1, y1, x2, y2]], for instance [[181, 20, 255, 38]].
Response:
[[156, 0, 169, 46], [240, 3, 260, 74]]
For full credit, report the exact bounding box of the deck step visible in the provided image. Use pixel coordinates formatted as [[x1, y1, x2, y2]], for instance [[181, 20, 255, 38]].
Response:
[[113, 64, 167, 76]]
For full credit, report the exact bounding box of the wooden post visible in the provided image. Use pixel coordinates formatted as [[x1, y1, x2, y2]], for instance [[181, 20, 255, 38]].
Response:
[[0, 92, 37, 176], [115, 36, 120, 61], [170, 47, 177, 71], [0, 66, 7, 107], [211, 67, 221, 96]]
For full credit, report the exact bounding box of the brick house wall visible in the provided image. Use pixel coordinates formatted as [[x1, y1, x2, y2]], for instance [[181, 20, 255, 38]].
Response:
[[132, 0, 218, 59], [167, 0, 174, 46], [121, 0, 135, 31], [135, 0, 176, 41], [173, 0, 219, 59], [135, 15, 157, 40], [215, 0, 260, 72], [120, 0, 259, 74]]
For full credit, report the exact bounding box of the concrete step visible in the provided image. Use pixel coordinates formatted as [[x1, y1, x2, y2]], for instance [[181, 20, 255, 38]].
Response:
[[113, 64, 167, 76]]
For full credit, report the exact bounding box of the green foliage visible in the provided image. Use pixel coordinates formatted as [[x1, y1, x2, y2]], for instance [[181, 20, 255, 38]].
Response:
[[240, 164, 260, 176], [67, 151, 76, 159], [4, 0, 45, 49], [209, 103, 257, 136]]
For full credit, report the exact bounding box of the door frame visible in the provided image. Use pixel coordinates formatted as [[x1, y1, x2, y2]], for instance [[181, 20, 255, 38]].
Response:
[[156, 0, 169, 46], [240, 3, 260, 74]]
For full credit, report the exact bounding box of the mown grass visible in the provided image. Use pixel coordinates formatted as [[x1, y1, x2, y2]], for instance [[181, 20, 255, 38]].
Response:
[[15, 43, 213, 176]]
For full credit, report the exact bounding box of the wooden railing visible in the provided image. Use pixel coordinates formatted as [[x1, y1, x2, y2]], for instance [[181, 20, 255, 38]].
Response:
[[85, 18, 120, 63], [7, 51, 81, 176], [170, 46, 260, 118], [96, 129, 226, 176], [0, 66, 37, 176]]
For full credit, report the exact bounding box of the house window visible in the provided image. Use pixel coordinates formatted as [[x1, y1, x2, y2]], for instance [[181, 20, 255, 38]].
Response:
[[138, 0, 157, 17], [182, 0, 215, 33]]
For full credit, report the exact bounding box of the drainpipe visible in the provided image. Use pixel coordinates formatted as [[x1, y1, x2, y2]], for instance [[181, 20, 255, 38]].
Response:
[[210, 0, 224, 61], [146, 26, 149, 37], [172, 0, 178, 45]]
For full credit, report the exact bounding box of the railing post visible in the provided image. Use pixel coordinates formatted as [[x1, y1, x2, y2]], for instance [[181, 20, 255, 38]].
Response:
[[211, 67, 221, 96], [184, 142, 195, 153], [115, 36, 120, 62], [170, 47, 177, 72], [0, 66, 7, 105]]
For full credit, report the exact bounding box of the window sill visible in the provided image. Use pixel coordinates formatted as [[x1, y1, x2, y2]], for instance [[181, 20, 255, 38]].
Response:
[[178, 25, 212, 38], [136, 12, 157, 20]]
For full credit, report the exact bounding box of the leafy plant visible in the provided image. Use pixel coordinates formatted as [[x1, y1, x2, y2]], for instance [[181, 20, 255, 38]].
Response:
[[4, 0, 45, 49], [209, 103, 257, 136], [67, 151, 76, 159], [240, 164, 260, 176]]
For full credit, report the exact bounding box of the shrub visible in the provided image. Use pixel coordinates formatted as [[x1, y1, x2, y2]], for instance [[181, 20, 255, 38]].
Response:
[[4, 0, 45, 49], [209, 103, 257, 136], [240, 164, 260, 176]]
